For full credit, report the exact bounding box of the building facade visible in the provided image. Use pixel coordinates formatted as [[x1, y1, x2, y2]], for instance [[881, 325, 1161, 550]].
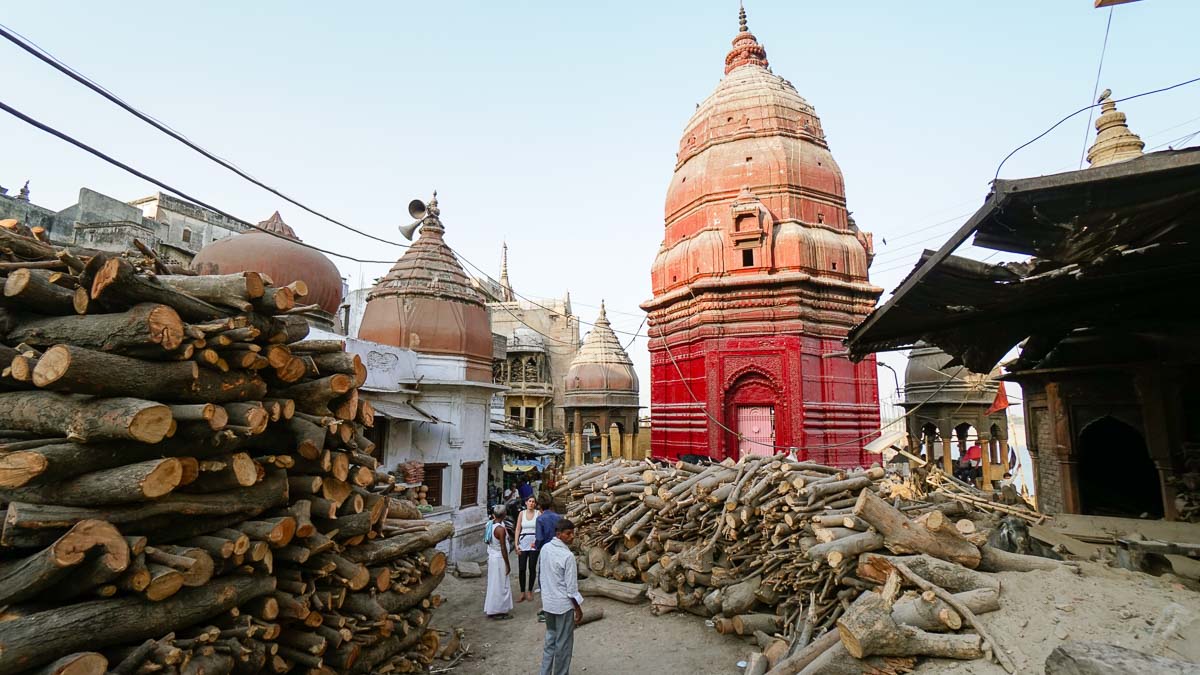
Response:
[[0, 185, 249, 264], [563, 303, 641, 466], [642, 8, 882, 466], [476, 243, 580, 434]]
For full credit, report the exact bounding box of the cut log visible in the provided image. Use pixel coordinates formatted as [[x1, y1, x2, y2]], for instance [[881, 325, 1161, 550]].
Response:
[[0, 392, 172, 444], [0, 458, 182, 505], [891, 588, 999, 632], [4, 269, 79, 315], [342, 520, 454, 566], [155, 273, 266, 306], [978, 544, 1079, 573], [577, 576, 646, 604], [858, 553, 1000, 594], [1044, 641, 1200, 675], [182, 453, 258, 493], [91, 256, 227, 322], [733, 613, 781, 636], [763, 629, 840, 675], [32, 345, 199, 399], [8, 303, 184, 354], [853, 489, 982, 568], [805, 530, 884, 568], [0, 575, 274, 675], [837, 591, 983, 660], [26, 652, 107, 675], [720, 576, 761, 616], [0, 519, 127, 605]]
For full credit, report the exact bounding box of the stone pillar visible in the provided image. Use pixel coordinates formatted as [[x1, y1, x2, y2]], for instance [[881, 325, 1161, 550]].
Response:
[[997, 436, 1009, 472], [519, 404, 526, 430], [599, 412, 610, 462], [980, 434, 993, 490], [534, 404, 543, 433], [572, 409, 584, 467], [942, 437, 953, 475], [623, 433, 634, 460]]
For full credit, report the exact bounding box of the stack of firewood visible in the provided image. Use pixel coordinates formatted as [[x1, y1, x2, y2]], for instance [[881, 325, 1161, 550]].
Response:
[[558, 458, 1077, 675], [0, 224, 454, 674]]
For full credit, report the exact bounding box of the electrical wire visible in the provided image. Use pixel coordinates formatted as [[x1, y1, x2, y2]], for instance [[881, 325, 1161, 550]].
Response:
[[994, 74, 1200, 181], [0, 97, 399, 265], [1078, 7, 1115, 169], [0, 22, 405, 250]]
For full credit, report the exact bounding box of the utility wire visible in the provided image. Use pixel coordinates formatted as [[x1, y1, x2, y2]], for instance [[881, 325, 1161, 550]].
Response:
[[1078, 7, 1115, 169], [0, 22, 405, 250]]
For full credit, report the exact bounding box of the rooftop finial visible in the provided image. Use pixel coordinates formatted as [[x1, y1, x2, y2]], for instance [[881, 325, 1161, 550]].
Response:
[[498, 241, 514, 301], [725, 4, 768, 74], [16, 180, 30, 202], [427, 190, 440, 217], [598, 299, 608, 323], [739, 2, 748, 32], [1086, 89, 1145, 168]]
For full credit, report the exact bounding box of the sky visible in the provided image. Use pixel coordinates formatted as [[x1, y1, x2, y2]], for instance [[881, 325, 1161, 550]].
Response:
[[3, 0, 1200, 450]]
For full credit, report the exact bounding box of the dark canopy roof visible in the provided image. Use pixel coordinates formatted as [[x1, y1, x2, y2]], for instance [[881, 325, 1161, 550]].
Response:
[[847, 148, 1200, 373]]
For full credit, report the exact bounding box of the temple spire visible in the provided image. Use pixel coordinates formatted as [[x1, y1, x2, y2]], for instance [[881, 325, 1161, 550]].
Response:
[[725, 4, 769, 74], [739, 2, 748, 32], [1086, 90, 1145, 168], [498, 241, 514, 301]]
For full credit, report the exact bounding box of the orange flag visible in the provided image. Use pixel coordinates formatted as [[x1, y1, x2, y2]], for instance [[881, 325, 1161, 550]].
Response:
[[986, 381, 1010, 416]]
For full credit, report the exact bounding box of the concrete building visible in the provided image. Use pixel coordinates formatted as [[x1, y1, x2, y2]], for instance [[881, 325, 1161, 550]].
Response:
[[475, 243, 580, 434], [0, 185, 249, 264], [563, 303, 641, 466], [352, 194, 502, 560], [847, 95, 1200, 520], [642, 7, 881, 466]]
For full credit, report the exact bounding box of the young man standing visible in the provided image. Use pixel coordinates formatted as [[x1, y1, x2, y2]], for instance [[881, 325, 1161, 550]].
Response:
[[534, 494, 561, 622], [538, 519, 583, 675]]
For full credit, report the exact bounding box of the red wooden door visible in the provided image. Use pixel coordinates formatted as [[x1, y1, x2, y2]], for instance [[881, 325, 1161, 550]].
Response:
[[737, 405, 775, 457]]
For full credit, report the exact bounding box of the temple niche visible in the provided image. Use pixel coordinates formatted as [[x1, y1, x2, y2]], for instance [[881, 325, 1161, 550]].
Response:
[[642, 7, 882, 466]]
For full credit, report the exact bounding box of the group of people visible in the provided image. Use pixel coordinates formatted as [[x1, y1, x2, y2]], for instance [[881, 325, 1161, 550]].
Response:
[[484, 494, 583, 675]]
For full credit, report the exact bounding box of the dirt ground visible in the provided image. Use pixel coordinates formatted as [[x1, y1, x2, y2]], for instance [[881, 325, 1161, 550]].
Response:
[[430, 560, 1200, 675]]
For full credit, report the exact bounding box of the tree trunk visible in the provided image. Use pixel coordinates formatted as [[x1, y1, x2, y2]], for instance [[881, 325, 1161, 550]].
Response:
[[91, 256, 228, 322], [32, 345, 200, 399], [4, 269, 79, 315], [891, 588, 999, 632], [0, 520, 127, 605], [978, 545, 1078, 573], [857, 553, 1000, 594], [837, 591, 983, 660], [7, 303, 185, 354], [577, 576, 646, 604], [0, 392, 172, 444], [342, 521, 454, 566], [1044, 641, 1200, 675], [278, 375, 354, 416], [155, 273, 266, 306], [853, 489, 982, 568], [0, 575, 275, 675], [0, 458, 182, 505], [175, 370, 268, 404], [720, 576, 762, 616], [806, 530, 884, 568]]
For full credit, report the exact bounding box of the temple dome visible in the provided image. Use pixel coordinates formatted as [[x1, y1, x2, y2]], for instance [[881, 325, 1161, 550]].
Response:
[[192, 211, 344, 314], [564, 303, 639, 407], [356, 195, 493, 382], [904, 344, 1000, 407]]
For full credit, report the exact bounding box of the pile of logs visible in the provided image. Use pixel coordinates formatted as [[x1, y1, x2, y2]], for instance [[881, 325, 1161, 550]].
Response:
[[0, 225, 454, 674], [558, 458, 1078, 675]]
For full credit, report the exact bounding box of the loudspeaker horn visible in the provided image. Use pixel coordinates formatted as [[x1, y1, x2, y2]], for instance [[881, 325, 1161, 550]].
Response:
[[399, 199, 428, 240]]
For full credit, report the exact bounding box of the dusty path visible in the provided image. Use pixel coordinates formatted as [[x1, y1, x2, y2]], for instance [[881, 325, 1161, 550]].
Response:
[[433, 566, 750, 674]]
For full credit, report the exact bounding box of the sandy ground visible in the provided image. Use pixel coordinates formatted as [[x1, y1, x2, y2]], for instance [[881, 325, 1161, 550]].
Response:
[[430, 560, 1200, 674], [432, 565, 751, 674]]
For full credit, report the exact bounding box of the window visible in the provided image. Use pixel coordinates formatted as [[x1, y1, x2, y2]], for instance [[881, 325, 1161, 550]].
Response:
[[460, 462, 482, 507], [363, 417, 386, 456], [742, 249, 754, 267], [423, 463, 446, 507], [181, 228, 191, 243]]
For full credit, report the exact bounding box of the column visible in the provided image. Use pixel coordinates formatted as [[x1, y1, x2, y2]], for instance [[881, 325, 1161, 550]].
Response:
[[942, 437, 953, 475], [1045, 382, 1080, 513], [534, 403, 543, 433], [599, 412, 610, 462], [980, 434, 993, 491], [572, 409, 584, 467], [998, 435, 1009, 472], [623, 433, 634, 461]]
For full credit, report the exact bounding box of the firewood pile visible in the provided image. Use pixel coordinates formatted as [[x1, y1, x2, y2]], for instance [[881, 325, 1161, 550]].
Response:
[[558, 458, 1079, 675], [0, 225, 454, 675]]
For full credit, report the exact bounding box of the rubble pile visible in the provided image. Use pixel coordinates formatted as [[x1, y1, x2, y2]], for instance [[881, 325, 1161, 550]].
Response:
[[0, 222, 452, 674], [557, 457, 1080, 674]]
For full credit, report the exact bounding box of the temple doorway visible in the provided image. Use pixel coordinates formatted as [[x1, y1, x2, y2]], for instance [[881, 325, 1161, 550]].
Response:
[[1077, 416, 1162, 518], [736, 405, 775, 456]]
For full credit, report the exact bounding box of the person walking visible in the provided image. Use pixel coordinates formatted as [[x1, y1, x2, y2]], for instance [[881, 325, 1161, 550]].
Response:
[[539, 519, 583, 675], [534, 494, 562, 622], [483, 505, 513, 620], [514, 495, 541, 603]]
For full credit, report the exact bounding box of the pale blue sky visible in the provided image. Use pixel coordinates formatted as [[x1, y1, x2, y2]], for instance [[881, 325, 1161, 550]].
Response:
[[3, 1, 1199, 417]]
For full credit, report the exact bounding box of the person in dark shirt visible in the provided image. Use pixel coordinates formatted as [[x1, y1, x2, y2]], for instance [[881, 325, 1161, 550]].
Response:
[[534, 494, 562, 622], [518, 480, 534, 502]]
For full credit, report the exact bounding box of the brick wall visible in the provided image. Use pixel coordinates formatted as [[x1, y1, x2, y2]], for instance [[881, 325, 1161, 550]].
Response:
[[1031, 407, 1064, 513]]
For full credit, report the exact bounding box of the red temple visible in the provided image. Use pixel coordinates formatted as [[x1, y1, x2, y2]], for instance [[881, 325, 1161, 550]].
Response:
[[642, 7, 882, 466]]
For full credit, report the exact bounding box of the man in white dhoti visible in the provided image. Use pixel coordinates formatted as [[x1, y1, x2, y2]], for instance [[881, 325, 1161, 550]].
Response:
[[483, 504, 514, 620]]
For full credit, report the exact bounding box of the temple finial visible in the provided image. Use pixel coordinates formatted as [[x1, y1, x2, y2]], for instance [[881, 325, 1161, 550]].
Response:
[[1086, 89, 1145, 168], [17, 180, 30, 202], [739, 2, 748, 32], [428, 190, 440, 217], [498, 241, 514, 301]]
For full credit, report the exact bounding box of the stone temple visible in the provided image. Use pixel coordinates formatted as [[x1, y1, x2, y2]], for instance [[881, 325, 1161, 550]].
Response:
[[642, 7, 882, 466]]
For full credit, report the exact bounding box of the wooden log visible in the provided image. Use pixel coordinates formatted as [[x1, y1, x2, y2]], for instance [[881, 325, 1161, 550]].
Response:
[[236, 517, 297, 548], [279, 375, 353, 415], [978, 545, 1079, 573], [8, 303, 185, 354], [577, 576, 646, 604], [0, 519, 127, 605], [0, 575, 275, 675], [720, 576, 761, 616], [0, 458, 182, 505], [763, 629, 840, 675], [806, 530, 884, 568], [26, 652, 107, 675], [733, 613, 781, 636], [0, 392, 172, 443], [4, 269, 79, 315], [342, 521, 454, 566], [156, 273, 266, 306], [146, 545, 214, 587], [91, 256, 228, 321], [853, 488, 981, 568], [178, 370, 268, 404], [891, 588, 999, 632], [1044, 641, 1200, 675], [857, 553, 1000, 594], [183, 453, 258, 493], [837, 591, 983, 660]]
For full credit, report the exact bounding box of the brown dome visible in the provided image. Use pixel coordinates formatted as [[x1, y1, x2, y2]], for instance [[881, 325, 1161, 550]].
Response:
[[192, 211, 344, 314], [564, 303, 639, 408], [357, 195, 492, 382]]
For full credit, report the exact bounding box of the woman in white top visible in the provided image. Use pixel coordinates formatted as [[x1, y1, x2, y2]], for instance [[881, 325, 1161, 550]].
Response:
[[514, 495, 541, 602], [483, 505, 513, 619]]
